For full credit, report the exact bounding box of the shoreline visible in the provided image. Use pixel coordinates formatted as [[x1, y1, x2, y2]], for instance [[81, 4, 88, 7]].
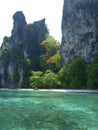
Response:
[[34, 89, 98, 94], [1, 88, 98, 94]]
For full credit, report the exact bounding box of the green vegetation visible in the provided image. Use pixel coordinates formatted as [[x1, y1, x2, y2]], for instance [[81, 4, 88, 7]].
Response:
[[30, 55, 98, 89], [40, 36, 61, 72], [86, 54, 98, 89], [21, 59, 32, 87], [58, 56, 98, 89], [29, 36, 98, 89], [41, 70, 60, 88], [12, 68, 20, 83], [58, 58, 87, 89], [30, 70, 61, 89], [29, 36, 62, 89], [30, 71, 43, 88], [0, 35, 98, 89], [1, 41, 9, 65]]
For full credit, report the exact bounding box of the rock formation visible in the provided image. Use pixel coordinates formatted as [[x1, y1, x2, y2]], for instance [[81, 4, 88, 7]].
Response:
[[0, 11, 48, 88], [61, 0, 98, 65]]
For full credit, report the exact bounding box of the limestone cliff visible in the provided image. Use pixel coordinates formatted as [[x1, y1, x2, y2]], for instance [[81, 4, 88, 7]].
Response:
[[61, 0, 98, 65], [0, 11, 48, 88]]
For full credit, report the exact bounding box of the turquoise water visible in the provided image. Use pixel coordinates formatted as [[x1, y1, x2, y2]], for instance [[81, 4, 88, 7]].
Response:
[[0, 89, 98, 130]]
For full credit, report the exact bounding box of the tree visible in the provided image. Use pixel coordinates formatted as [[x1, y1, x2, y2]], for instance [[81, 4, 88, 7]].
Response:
[[41, 36, 57, 56], [21, 59, 32, 87], [94, 53, 98, 64], [58, 64, 72, 88], [69, 58, 87, 89], [1, 42, 9, 65], [47, 51, 61, 72], [30, 71, 43, 88], [41, 70, 61, 88], [12, 68, 20, 84], [59, 58, 87, 89], [87, 64, 98, 89], [40, 36, 61, 72]]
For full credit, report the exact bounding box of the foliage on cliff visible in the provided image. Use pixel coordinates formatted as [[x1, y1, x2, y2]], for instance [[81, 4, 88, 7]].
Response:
[[40, 36, 61, 72]]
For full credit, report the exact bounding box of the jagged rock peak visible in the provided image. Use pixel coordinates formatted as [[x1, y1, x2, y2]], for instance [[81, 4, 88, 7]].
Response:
[[12, 11, 27, 31], [61, 0, 98, 65], [13, 11, 26, 23], [11, 11, 27, 46], [33, 18, 45, 26]]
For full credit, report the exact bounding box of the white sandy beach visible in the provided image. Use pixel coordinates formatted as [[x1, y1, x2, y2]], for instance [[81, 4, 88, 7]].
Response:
[[1, 88, 98, 93], [18, 88, 98, 93]]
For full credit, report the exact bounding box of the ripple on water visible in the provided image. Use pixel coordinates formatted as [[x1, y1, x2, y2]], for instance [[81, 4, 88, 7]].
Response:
[[0, 89, 98, 130]]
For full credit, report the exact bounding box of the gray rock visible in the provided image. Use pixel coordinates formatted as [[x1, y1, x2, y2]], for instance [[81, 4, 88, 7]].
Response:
[[0, 11, 48, 88], [11, 11, 27, 46], [61, 0, 98, 65]]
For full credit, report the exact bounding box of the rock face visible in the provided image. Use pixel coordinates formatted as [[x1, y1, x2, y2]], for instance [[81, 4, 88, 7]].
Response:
[[0, 11, 48, 88], [61, 0, 98, 65], [10, 11, 27, 48]]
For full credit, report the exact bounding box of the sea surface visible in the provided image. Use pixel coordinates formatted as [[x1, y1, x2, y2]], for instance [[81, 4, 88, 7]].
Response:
[[0, 89, 98, 130]]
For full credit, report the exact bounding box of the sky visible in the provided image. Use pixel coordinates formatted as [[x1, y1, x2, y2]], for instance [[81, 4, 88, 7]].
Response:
[[0, 0, 63, 46]]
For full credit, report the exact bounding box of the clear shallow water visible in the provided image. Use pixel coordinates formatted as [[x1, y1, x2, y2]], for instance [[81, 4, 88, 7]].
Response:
[[0, 89, 98, 130]]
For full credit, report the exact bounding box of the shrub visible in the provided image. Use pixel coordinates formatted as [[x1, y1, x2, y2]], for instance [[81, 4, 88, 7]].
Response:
[[87, 64, 98, 89], [59, 58, 87, 89], [30, 71, 43, 88], [41, 70, 61, 88], [12, 68, 20, 83]]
